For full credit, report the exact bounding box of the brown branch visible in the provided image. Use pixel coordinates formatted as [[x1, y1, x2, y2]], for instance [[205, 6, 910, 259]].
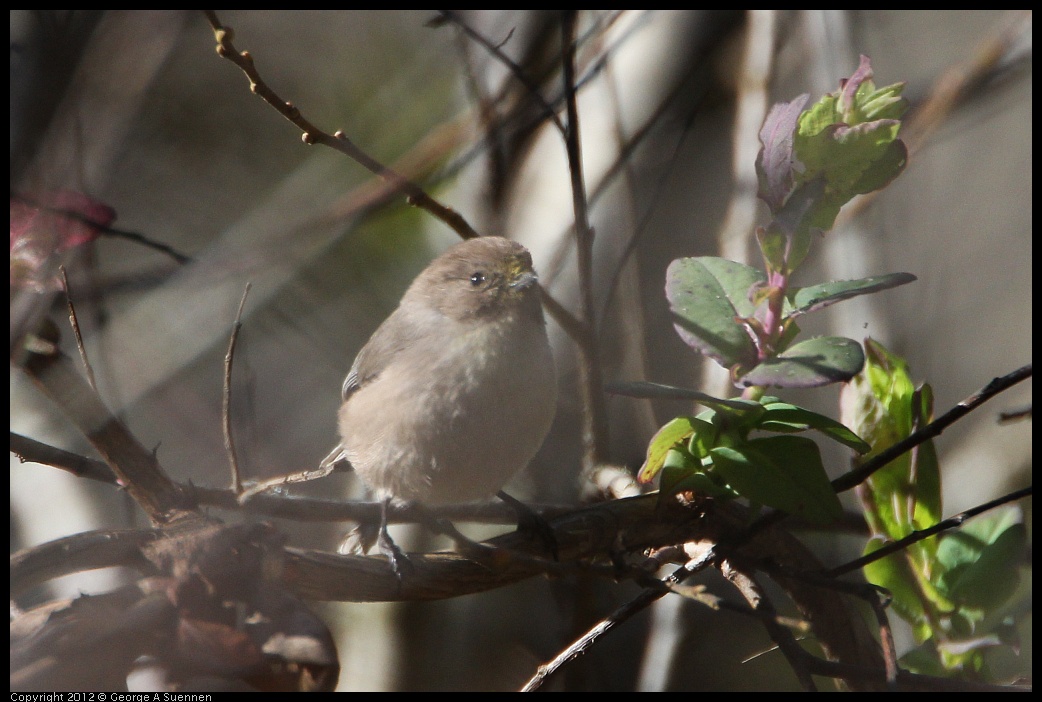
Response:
[[59, 265, 96, 391], [521, 547, 718, 691], [560, 11, 610, 468], [21, 346, 192, 525], [223, 282, 251, 493], [10, 432, 116, 484], [10, 529, 161, 598], [10, 432, 576, 526], [202, 10, 481, 242]]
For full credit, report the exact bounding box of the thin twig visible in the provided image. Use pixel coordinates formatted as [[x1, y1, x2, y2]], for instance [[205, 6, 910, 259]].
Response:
[[739, 364, 1032, 542], [202, 10, 481, 242], [866, 590, 899, 689], [224, 282, 251, 494], [202, 11, 586, 345], [12, 430, 579, 526], [720, 558, 818, 690], [439, 10, 567, 136], [12, 192, 193, 265], [10, 432, 116, 484], [757, 557, 900, 688], [559, 11, 610, 469], [832, 363, 1032, 493], [825, 484, 1032, 578], [522, 547, 717, 691], [59, 265, 97, 391]]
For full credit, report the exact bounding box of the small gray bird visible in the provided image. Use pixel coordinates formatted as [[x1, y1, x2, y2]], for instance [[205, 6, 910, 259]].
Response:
[[321, 236, 557, 569]]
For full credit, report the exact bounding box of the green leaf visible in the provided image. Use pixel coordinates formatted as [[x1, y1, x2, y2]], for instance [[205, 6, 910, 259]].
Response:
[[688, 417, 719, 459], [840, 339, 938, 539], [662, 464, 739, 501], [786, 56, 908, 239], [937, 510, 1026, 611], [789, 272, 917, 317], [709, 435, 842, 524], [758, 401, 871, 453], [738, 336, 865, 388], [604, 381, 753, 412], [862, 536, 933, 642], [638, 416, 699, 483], [666, 257, 764, 370], [792, 119, 907, 234]]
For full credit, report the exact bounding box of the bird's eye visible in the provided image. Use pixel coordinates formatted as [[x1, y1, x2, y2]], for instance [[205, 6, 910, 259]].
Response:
[[469, 272, 486, 287]]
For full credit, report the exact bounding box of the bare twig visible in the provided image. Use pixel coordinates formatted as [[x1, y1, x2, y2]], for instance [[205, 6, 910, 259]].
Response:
[[224, 282, 251, 493], [560, 11, 610, 468], [438, 10, 566, 135], [202, 11, 584, 345], [202, 10, 481, 242], [12, 431, 577, 526], [10, 432, 115, 484], [521, 547, 717, 691], [832, 363, 1032, 493], [11, 192, 193, 265], [825, 484, 1032, 578], [59, 265, 97, 392], [737, 364, 1032, 543], [720, 558, 818, 690], [867, 590, 899, 688]]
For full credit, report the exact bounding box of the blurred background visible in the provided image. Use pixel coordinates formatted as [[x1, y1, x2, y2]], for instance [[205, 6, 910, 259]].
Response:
[[10, 10, 1031, 690]]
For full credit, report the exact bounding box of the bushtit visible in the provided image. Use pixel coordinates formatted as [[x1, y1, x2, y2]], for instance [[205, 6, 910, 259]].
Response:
[[321, 236, 557, 568]]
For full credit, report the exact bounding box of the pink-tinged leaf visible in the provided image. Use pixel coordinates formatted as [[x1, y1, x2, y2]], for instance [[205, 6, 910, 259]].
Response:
[[10, 190, 116, 291], [838, 55, 873, 116], [756, 94, 809, 212]]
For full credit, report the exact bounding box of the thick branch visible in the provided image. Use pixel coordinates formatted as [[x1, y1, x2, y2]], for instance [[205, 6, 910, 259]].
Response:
[[21, 346, 192, 525]]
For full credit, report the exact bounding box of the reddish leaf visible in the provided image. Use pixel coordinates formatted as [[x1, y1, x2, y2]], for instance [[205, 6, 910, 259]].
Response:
[[10, 190, 115, 290]]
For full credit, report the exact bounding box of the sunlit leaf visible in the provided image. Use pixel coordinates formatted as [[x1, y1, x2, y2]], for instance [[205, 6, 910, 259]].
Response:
[[666, 257, 764, 369], [738, 336, 864, 388]]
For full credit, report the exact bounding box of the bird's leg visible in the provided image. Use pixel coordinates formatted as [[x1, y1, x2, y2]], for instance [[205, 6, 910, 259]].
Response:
[[497, 490, 559, 560], [376, 497, 413, 579]]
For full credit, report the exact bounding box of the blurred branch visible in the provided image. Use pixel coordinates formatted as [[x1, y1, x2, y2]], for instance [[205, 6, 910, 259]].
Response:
[[10, 191, 193, 265], [438, 10, 566, 135], [715, 9, 776, 266], [21, 345, 192, 525], [560, 11, 610, 468], [59, 264, 97, 391], [902, 10, 1032, 154]]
